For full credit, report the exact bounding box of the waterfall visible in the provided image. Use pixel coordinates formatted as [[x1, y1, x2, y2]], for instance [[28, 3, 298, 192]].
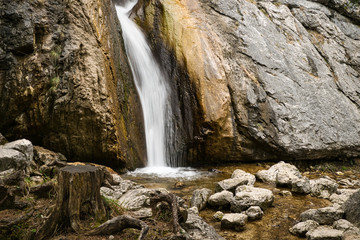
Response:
[[115, 0, 174, 168]]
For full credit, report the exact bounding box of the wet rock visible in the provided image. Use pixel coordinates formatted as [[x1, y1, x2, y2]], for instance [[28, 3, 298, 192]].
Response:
[[256, 162, 302, 186], [208, 190, 233, 207], [310, 177, 338, 199], [300, 207, 344, 225], [182, 207, 225, 240], [343, 189, 360, 227], [215, 178, 253, 193], [289, 220, 319, 237], [213, 211, 224, 221], [0, 139, 33, 171], [231, 186, 274, 212], [191, 188, 212, 211], [292, 177, 311, 194], [221, 213, 248, 231], [245, 206, 264, 221], [306, 226, 343, 240], [231, 169, 256, 185]]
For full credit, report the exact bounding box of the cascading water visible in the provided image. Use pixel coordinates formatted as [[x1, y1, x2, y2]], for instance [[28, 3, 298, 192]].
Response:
[[115, 0, 174, 170], [115, 0, 209, 178]]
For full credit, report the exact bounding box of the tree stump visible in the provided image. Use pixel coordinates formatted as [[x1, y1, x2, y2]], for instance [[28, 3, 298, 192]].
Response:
[[36, 165, 107, 239]]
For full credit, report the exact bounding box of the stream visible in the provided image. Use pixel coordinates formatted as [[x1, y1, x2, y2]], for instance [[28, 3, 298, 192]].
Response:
[[122, 163, 359, 239]]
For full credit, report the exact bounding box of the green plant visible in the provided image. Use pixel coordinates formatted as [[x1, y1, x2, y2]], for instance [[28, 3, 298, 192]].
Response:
[[102, 196, 125, 216]]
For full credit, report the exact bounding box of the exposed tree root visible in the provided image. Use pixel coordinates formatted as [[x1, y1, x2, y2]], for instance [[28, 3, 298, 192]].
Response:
[[87, 215, 149, 240], [0, 209, 34, 230], [150, 191, 187, 234]]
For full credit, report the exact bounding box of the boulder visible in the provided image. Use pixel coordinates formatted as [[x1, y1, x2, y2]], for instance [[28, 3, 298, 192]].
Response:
[[343, 189, 360, 227], [208, 190, 233, 207], [215, 178, 253, 193], [306, 226, 343, 240], [289, 220, 319, 237], [292, 177, 311, 194], [245, 206, 264, 221], [213, 211, 224, 221], [0, 139, 33, 171], [101, 179, 143, 201], [333, 219, 359, 232], [256, 162, 302, 186], [191, 188, 212, 211], [310, 177, 338, 199], [182, 207, 225, 240], [330, 189, 358, 206], [300, 207, 344, 225], [230, 186, 274, 212], [231, 169, 256, 184], [221, 213, 248, 231]]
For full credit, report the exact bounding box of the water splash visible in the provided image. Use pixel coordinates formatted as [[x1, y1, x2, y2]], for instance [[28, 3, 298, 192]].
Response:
[[115, 0, 173, 168]]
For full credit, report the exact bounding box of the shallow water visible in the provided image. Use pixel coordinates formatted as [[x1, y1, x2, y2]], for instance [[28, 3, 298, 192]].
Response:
[[122, 163, 335, 240]]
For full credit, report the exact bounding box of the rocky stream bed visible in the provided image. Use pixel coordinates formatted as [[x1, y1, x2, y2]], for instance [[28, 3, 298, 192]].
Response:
[[1, 137, 360, 240]]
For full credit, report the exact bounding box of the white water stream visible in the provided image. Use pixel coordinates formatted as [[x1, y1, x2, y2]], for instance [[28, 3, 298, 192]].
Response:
[[116, 0, 194, 176]]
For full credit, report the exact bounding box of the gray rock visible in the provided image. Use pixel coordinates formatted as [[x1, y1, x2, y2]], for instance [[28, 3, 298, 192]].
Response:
[[130, 208, 153, 219], [292, 177, 311, 194], [182, 207, 225, 240], [256, 162, 302, 186], [213, 211, 224, 221], [306, 226, 344, 240], [221, 213, 248, 231], [208, 190, 233, 207], [118, 188, 163, 211], [231, 169, 256, 185], [231, 186, 274, 212], [215, 178, 253, 193], [330, 189, 358, 205], [344, 189, 360, 227], [289, 220, 319, 237], [101, 179, 143, 201], [245, 206, 264, 221], [300, 207, 344, 225], [0, 139, 33, 171], [333, 219, 359, 232], [310, 177, 338, 199], [191, 188, 212, 211]]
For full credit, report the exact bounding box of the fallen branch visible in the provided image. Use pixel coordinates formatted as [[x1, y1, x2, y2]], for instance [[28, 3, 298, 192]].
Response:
[[87, 215, 149, 240]]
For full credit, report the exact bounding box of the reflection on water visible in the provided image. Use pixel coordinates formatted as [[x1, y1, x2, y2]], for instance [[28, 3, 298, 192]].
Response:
[[122, 163, 332, 240]]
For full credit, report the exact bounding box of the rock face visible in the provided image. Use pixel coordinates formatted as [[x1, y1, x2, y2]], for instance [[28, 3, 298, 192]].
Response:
[[289, 220, 319, 237], [135, 0, 360, 164], [0, 0, 145, 169]]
